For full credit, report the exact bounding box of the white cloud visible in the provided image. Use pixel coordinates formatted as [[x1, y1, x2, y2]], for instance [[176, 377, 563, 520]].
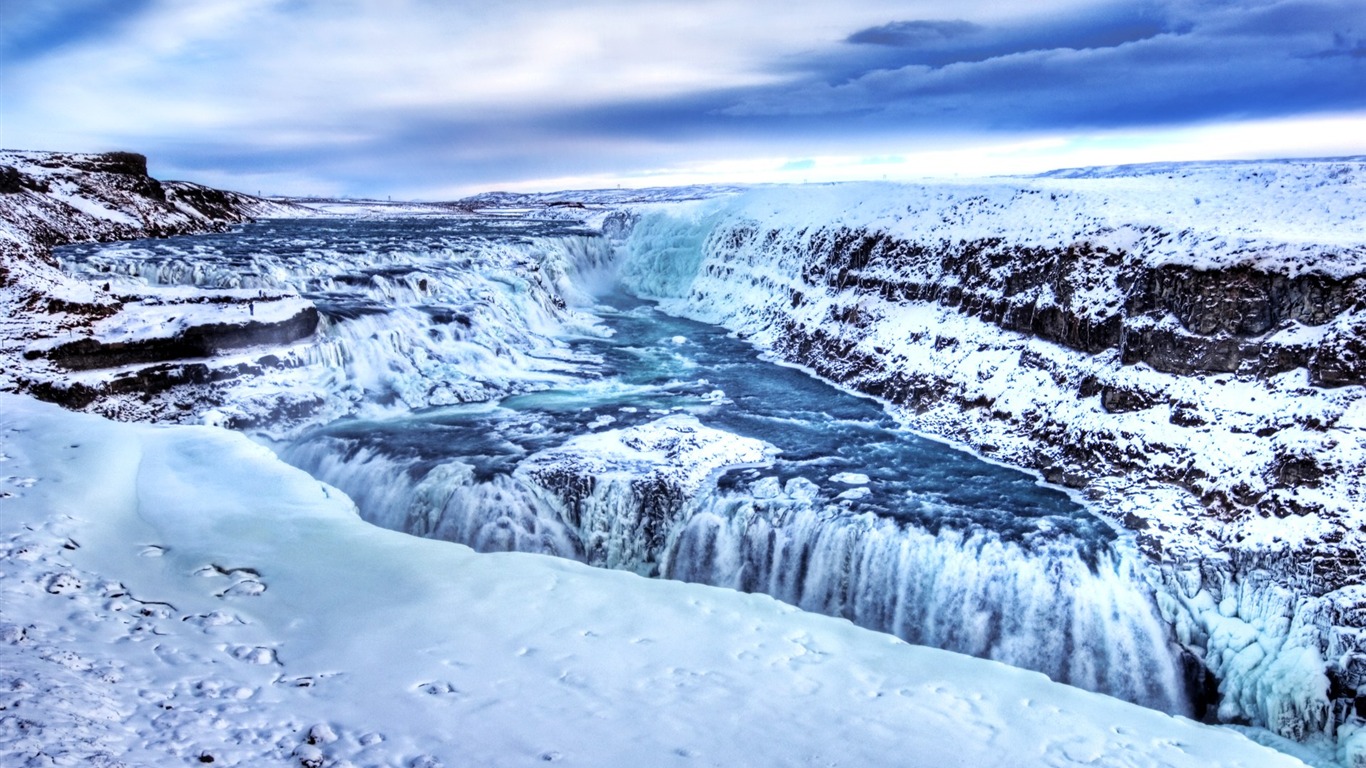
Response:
[[3, 0, 1359, 195], [466, 111, 1366, 195]]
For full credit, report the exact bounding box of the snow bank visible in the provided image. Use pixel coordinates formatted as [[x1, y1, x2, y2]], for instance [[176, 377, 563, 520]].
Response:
[[0, 393, 1314, 767]]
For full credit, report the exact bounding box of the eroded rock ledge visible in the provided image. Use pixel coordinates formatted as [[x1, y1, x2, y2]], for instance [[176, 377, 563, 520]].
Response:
[[0, 150, 318, 419]]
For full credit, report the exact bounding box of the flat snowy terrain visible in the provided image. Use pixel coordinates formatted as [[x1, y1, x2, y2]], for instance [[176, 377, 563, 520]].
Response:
[[0, 393, 1312, 767]]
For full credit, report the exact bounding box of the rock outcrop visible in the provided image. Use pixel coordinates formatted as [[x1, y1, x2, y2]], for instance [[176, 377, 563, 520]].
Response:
[[0, 150, 318, 421]]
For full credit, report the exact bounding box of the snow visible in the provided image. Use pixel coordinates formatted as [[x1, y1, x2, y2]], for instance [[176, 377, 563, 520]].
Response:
[[24, 287, 313, 354], [522, 413, 775, 498], [615, 159, 1366, 756], [49, 183, 141, 227], [0, 393, 1312, 767], [5, 152, 1364, 765], [621, 158, 1366, 278]]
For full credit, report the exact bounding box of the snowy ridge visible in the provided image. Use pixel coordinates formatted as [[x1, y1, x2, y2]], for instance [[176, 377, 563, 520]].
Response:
[[0, 393, 1323, 767], [617, 160, 1366, 754], [0, 150, 311, 260], [460, 184, 749, 207]]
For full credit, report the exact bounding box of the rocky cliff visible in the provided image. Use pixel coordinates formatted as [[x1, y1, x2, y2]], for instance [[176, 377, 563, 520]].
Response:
[[619, 158, 1366, 760], [0, 150, 318, 420]]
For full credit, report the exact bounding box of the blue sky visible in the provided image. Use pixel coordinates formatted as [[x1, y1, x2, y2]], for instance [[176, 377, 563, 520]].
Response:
[[2, 0, 1363, 197]]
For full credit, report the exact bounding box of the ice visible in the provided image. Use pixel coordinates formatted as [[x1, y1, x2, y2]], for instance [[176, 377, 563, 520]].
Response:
[[285, 410, 1190, 712], [0, 393, 1310, 766], [48, 219, 621, 429], [614, 166, 1366, 753]]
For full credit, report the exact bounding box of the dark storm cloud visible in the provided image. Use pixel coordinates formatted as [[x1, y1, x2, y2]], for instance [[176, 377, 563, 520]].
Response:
[[818, 3, 1173, 80], [724, 0, 1366, 130], [0, 0, 156, 61], [847, 20, 984, 48]]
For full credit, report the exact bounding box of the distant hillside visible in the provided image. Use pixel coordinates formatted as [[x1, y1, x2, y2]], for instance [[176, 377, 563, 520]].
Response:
[[0, 150, 309, 275]]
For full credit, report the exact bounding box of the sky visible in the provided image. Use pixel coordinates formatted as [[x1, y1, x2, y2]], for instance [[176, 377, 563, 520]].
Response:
[[1, 0, 1364, 198]]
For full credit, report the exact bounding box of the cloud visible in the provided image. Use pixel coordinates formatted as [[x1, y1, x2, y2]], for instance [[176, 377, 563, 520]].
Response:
[[724, 0, 1366, 129], [0, 0, 156, 61], [1, 0, 1361, 195], [847, 20, 983, 47]]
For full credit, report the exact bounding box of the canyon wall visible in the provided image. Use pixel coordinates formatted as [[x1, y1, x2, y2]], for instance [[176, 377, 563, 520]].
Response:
[[619, 159, 1366, 755]]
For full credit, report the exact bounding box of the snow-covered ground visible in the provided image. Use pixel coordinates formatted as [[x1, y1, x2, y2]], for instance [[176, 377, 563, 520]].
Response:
[[4, 150, 1365, 765], [0, 393, 1323, 767]]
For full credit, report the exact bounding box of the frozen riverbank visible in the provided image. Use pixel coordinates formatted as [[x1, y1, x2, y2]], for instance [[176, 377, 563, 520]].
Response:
[[0, 393, 1317, 767], [617, 158, 1366, 756]]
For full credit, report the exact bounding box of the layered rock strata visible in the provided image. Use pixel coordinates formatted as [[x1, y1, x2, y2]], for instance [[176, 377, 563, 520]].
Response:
[[0, 150, 317, 420], [619, 159, 1366, 757]]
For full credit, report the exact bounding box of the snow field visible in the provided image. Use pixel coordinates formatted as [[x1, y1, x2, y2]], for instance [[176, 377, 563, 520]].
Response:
[[0, 393, 1316, 766]]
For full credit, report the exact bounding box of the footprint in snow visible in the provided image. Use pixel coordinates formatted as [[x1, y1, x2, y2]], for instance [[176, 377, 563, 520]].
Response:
[[182, 611, 246, 632], [416, 680, 461, 696], [217, 579, 266, 598], [230, 645, 280, 665], [45, 571, 82, 594]]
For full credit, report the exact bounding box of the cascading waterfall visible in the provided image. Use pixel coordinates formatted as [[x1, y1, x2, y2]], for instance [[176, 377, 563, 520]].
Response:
[[281, 436, 581, 558], [281, 409, 1191, 715], [664, 478, 1186, 712], [63, 212, 1196, 720], [57, 217, 619, 415]]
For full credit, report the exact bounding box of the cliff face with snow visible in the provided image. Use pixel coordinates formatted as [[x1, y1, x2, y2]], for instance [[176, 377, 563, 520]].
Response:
[[0, 150, 296, 261], [0, 150, 319, 420], [618, 159, 1366, 750]]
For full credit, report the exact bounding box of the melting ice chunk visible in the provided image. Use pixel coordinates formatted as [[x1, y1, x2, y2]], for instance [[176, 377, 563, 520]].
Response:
[[700, 389, 727, 404], [830, 471, 870, 485]]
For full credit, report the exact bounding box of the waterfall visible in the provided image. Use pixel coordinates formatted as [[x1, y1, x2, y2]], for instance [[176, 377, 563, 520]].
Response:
[[281, 432, 1191, 715], [665, 477, 1188, 713]]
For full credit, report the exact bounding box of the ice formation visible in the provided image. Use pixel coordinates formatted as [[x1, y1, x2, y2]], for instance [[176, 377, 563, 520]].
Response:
[[0, 393, 1321, 766]]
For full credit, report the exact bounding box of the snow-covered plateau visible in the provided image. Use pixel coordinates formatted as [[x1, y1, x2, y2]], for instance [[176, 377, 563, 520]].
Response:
[[1, 149, 1364, 766]]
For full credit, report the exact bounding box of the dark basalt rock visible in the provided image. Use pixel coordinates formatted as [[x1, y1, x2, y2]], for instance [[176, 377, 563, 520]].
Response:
[[0, 166, 50, 194], [730, 221, 1366, 386], [795, 228, 1128, 356], [1100, 384, 1162, 413], [82, 151, 150, 177], [1120, 323, 1248, 375], [164, 183, 253, 223], [1309, 310, 1366, 387], [1127, 265, 1356, 336], [31, 306, 320, 370]]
